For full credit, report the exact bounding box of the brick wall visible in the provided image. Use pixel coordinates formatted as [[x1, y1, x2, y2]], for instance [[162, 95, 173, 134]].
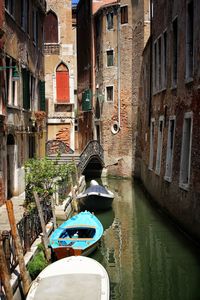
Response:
[[138, 0, 200, 240]]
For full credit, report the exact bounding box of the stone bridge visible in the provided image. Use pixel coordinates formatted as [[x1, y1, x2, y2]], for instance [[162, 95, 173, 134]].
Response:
[[46, 140, 104, 176]]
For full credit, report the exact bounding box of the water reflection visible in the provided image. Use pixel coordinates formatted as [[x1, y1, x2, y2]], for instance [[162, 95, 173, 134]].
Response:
[[91, 179, 200, 300]]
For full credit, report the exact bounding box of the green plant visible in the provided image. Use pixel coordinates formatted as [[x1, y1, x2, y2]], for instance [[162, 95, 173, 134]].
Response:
[[28, 247, 48, 280], [24, 156, 76, 207]]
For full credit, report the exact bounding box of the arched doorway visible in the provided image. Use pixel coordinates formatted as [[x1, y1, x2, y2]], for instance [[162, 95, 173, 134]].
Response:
[[56, 63, 70, 103], [7, 134, 16, 199]]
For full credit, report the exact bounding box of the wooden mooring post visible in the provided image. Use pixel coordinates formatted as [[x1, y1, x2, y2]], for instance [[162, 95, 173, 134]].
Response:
[[6, 200, 31, 297], [33, 192, 51, 261], [0, 231, 13, 300]]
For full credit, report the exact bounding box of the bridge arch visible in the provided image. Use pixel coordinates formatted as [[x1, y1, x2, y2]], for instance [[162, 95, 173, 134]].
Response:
[[78, 140, 104, 179]]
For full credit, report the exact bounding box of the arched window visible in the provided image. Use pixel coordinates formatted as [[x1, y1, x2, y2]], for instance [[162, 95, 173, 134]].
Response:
[[56, 63, 70, 102], [44, 10, 58, 43]]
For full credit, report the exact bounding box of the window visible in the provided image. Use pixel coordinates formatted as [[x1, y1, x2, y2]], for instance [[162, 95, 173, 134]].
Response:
[[107, 50, 114, 67], [179, 112, 193, 189], [106, 12, 113, 30], [96, 55, 100, 72], [172, 17, 178, 86], [162, 30, 167, 88], [95, 98, 100, 119], [121, 6, 128, 24], [20, 0, 26, 30], [27, 0, 30, 34], [5, 0, 14, 16], [5, 57, 18, 107], [158, 37, 162, 90], [30, 75, 36, 110], [56, 63, 70, 103], [155, 116, 164, 174], [165, 117, 176, 181], [44, 11, 58, 43], [153, 41, 157, 92], [32, 9, 38, 44], [39, 80, 45, 111], [22, 68, 30, 110], [106, 86, 113, 102], [186, 1, 193, 80], [149, 118, 155, 170]]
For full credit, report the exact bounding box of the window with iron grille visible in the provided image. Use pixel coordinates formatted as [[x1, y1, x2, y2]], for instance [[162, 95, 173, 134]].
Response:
[[106, 86, 113, 102], [107, 50, 114, 67]]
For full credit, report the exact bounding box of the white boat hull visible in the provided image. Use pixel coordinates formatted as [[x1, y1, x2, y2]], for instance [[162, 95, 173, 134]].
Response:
[[27, 256, 110, 300]]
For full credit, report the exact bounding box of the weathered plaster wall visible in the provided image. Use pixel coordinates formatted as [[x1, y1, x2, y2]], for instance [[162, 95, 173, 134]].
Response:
[[45, 0, 76, 151], [139, 0, 200, 240]]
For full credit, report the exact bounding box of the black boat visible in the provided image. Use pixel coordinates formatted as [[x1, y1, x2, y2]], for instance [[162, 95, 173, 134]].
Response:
[[76, 180, 114, 211]]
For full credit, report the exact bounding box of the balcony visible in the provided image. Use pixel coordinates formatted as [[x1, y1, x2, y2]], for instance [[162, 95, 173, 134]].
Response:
[[44, 44, 60, 55]]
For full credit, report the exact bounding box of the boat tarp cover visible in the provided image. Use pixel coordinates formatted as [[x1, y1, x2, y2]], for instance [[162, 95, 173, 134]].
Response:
[[33, 274, 102, 299], [83, 185, 110, 195]]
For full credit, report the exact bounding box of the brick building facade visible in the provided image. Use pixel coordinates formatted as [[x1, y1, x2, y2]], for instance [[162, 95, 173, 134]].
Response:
[[93, 0, 150, 177], [44, 0, 77, 154], [0, 0, 5, 204], [93, 1, 134, 177], [139, 0, 200, 240], [77, 0, 93, 152], [0, 0, 46, 205]]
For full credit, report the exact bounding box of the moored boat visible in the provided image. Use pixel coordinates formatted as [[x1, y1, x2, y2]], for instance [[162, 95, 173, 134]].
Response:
[[49, 210, 103, 260], [76, 180, 114, 211], [26, 256, 110, 300]]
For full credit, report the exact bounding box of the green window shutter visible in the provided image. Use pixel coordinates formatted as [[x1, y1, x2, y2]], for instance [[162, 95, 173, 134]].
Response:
[[39, 80, 45, 111], [22, 68, 30, 110], [82, 89, 92, 111]]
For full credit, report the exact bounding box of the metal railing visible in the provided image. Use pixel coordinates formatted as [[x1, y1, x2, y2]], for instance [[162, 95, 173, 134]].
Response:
[[0, 200, 52, 275], [78, 140, 104, 173], [46, 140, 74, 155]]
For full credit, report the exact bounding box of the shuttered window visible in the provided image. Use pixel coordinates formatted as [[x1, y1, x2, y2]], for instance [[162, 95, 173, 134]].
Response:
[[44, 11, 58, 43], [39, 80, 45, 111], [121, 6, 128, 24], [22, 68, 30, 110], [82, 89, 92, 111], [56, 64, 70, 103]]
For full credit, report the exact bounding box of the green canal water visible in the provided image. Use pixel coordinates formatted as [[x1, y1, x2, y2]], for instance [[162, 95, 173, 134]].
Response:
[[89, 178, 200, 300]]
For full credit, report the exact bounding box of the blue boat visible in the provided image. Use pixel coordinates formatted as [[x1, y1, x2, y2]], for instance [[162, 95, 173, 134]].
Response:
[[49, 211, 103, 260]]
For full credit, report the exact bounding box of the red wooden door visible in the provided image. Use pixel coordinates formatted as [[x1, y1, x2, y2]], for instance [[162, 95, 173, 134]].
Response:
[[56, 70, 69, 102]]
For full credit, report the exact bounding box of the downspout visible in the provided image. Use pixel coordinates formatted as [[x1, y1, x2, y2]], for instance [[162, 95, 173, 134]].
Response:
[[117, 4, 121, 130], [149, 0, 153, 126], [91, 5, 96, 140]]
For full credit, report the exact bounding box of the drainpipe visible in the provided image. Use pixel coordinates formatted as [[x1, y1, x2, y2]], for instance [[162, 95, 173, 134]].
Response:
[[117, 5, 121, 130], [149, 0, 153, 127], [91, 0, 96, 140], [111, 4, 121, 135]]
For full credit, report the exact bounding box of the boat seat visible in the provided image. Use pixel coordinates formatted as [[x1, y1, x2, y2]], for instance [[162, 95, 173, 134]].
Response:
[[58, 238, 93, 241]]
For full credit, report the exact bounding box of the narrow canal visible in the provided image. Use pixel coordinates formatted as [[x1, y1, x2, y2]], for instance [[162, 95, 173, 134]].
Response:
[[89, 178, 200, 300]]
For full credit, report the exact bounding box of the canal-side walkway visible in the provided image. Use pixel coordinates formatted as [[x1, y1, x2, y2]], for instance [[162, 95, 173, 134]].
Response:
[[0, 193, 25, 231]]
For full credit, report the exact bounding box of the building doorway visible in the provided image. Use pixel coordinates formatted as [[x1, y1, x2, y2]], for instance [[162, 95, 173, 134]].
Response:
[[7, 134, 16, 199]]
